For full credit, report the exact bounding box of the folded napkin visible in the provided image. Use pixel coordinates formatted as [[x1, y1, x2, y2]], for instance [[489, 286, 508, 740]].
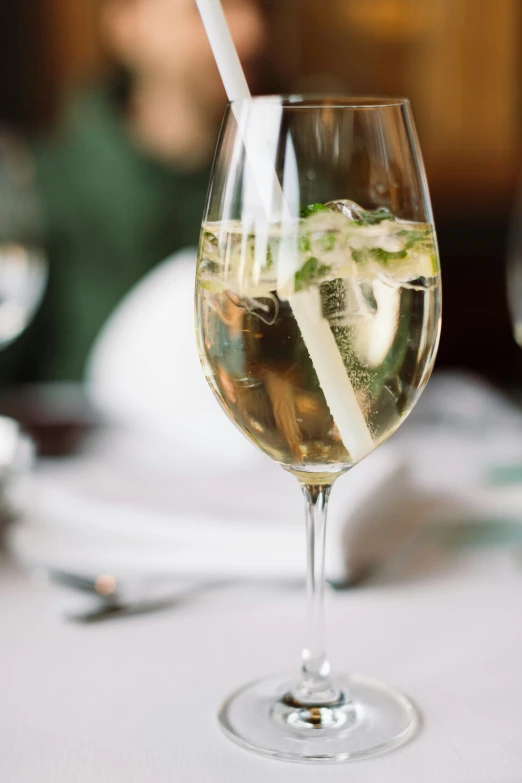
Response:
[[389, 371, 522, 550], [86, 248, 254, 469], [9, 431, 416, 583], [396, 372, 522, 495]]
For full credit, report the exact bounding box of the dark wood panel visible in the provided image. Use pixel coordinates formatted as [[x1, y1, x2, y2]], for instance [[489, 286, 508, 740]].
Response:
[[433, 197, 521, 384]]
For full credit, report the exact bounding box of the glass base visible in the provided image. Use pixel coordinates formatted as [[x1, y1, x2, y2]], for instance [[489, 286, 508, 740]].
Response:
[[218, 673, 419, 763]]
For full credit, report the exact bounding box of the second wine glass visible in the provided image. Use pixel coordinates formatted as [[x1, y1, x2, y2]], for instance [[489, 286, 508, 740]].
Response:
[[195, 96, 441, 762]]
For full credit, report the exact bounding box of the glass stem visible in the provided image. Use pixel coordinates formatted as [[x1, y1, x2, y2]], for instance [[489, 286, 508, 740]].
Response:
[[292, 482, 340, 707]]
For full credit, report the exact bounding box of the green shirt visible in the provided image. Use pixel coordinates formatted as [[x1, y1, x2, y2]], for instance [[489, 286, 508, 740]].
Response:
[[1, 86, 210, 383]]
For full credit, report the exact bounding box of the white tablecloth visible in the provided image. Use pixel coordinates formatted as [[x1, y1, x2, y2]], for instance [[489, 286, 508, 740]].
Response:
[[1, 542, 522, 783]]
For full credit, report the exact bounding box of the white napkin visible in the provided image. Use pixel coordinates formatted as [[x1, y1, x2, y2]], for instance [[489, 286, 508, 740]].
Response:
[[86, 248, 254, 469], [394, 372, 522, 524], [10, 433, 414, 583]]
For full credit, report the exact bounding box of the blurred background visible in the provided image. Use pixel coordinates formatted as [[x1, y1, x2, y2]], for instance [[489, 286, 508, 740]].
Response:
[[0, 0, 521, 393], [1, 0, 521, 391]]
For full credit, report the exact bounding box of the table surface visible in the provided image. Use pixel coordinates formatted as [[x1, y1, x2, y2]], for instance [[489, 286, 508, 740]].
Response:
[[1, 541, 522, 783]]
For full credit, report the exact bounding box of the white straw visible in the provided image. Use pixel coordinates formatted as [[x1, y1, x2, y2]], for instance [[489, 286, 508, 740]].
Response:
[[288, 290, 374, 460], [195, 0, 373, 462], [195, 0, 250, 101]]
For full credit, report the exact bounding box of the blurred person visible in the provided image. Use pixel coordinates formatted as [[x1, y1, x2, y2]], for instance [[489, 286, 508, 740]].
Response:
[[1, 0, 268, 384]]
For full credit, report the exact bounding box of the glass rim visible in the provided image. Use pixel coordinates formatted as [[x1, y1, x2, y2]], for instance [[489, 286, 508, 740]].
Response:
[[227, 95, 410, 110]]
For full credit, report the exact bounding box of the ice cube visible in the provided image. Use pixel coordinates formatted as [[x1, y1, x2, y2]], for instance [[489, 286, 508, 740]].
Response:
[[325, 199, 368, 223], [325, 200, 395, 226]]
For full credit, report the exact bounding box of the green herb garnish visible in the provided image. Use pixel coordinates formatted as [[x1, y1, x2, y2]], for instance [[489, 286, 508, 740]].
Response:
[[370, 247, 407, 262], [351, 247, 407, 264], [300, 203, 329, 218], [351, 248, 367, 263], [295, 256, 331, 291], [319, 233, 337, 251], [396, 228, 431, 249], [363, 207, 394, 225], [298, 235, 311, 252], [396, 228, 429, 243]]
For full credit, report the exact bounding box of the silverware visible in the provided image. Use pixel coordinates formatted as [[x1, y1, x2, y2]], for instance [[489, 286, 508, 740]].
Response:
[[48, 568, 123, 600], [47, 567, 302, 624], [48, 568, 242, 603], [47, 562, 381, 624], [67, 589, 209, 624]]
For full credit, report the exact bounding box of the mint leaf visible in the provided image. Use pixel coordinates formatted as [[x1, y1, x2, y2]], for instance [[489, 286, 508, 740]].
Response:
[[364, 207, 394, 225], [351, 247, 407, 264], [319, 233, 336, 251], [352, 248, 367, 263], [295, 256, 331, 291], [396, 228, 431, 249], [300, 203, 328, 218], [298, 235, 311, 252], [371, 248, 407, 262], [396, 228, 429, 242]]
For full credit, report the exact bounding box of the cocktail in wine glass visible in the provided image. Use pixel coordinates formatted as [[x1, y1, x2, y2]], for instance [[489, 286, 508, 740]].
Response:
[[195, 96, 441, 762]]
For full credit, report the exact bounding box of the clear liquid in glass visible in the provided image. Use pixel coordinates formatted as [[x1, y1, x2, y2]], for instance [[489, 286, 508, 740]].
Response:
[[196, 204, 440, 480]]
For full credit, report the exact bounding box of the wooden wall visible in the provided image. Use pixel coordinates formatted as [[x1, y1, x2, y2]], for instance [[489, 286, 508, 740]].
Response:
[[5, 0, 520, 202], [294, 0, 522, 204], [38, 0, 102, 93]]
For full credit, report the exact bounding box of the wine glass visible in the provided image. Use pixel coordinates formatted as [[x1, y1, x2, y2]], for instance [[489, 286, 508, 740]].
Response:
[[195, 96, 441, 762], [0, 131, 47, 350]]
